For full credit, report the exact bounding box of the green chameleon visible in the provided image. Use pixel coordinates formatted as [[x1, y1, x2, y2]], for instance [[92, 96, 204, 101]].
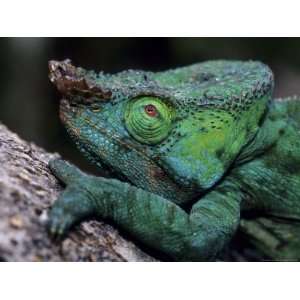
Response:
[[47, 59, 300, 261]]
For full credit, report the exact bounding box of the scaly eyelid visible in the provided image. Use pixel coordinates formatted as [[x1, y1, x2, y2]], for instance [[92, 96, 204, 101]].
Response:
[[124, 96, 175, 145]]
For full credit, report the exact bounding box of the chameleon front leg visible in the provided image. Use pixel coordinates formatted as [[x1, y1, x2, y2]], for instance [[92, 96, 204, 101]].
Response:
[[48, 159, 99, 236], [48, 159, 242, 261]]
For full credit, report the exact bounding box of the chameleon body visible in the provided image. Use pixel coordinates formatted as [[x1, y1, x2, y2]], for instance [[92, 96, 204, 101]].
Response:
[[47, 59, 300, 261]]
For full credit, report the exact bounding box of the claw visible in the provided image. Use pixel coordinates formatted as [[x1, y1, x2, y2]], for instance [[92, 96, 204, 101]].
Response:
[[47, 205, 74, 241], [48, 219, 59, 239]]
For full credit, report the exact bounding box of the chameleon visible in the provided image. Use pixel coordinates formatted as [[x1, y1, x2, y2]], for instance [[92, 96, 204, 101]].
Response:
[[47, 59, 300, 261]]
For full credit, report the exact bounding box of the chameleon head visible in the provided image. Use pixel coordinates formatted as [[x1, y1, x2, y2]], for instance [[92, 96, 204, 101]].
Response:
[[49, 59, 274, 203]]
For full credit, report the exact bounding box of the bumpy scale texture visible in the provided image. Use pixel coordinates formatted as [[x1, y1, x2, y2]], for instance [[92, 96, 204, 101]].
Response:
[[47, 59, 300, 261]]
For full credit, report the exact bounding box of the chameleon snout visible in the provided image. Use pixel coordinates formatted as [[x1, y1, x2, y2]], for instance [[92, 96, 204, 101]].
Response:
[[48, 59, 112, 100]]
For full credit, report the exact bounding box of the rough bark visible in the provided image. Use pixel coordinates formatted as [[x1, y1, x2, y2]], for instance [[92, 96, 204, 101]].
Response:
[[0, 123, 156, 261]]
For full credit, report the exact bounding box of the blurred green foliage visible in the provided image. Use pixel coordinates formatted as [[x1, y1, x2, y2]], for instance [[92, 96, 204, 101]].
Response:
[[1, 38, 300, 171]]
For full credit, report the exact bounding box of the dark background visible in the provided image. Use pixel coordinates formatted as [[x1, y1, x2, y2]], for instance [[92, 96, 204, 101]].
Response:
[[1, 38, 300, 170]]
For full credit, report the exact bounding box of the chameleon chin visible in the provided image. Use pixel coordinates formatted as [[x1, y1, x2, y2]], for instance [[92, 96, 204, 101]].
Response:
[[47, 59, 300, 261]]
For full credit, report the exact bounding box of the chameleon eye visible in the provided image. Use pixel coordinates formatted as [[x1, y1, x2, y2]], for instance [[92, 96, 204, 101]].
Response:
[[125, 96, 174, 145]]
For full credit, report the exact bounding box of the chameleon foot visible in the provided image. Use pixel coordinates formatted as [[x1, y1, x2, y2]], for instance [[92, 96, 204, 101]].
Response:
[[48, 159, 97, 238]]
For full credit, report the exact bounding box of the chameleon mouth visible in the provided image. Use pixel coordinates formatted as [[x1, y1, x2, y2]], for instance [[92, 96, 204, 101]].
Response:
[[48, 59, 112, 101]]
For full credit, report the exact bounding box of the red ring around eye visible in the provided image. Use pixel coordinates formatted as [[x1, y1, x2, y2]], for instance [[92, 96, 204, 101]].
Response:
[[144, 104, 157, 117]]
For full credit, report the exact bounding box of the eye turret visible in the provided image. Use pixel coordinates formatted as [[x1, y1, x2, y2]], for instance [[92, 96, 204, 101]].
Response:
[[125, 97, 175, 145]]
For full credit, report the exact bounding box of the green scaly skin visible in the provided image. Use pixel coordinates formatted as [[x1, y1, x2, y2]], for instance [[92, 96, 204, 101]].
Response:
[[47, 59, 300, 261]]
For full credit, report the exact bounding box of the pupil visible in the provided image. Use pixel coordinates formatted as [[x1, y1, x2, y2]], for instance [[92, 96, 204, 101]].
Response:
[[145, 104, 157, 116]]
